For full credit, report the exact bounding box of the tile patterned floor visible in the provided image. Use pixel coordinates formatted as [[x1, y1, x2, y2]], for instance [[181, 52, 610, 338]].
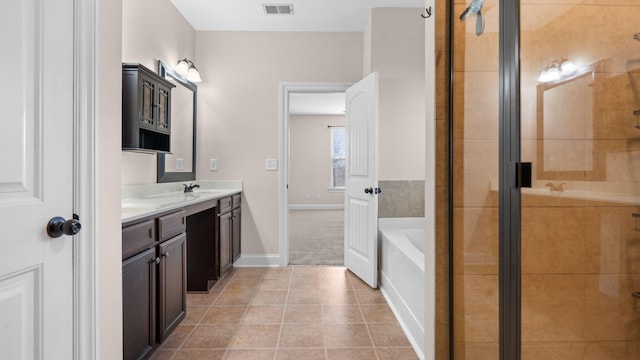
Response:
[[150, 266, 418, 360]]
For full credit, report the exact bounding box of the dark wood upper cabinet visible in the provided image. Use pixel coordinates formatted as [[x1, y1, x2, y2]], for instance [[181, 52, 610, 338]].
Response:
[[122, 63, 175, 153]]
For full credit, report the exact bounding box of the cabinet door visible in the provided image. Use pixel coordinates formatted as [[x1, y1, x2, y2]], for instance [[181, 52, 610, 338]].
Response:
[[139, 76, 156, 129], [158, 233, 187, 342], [219, 211, 232, 275], [232, 207, 241, 263], [123, 248, 157, 360], [156, 84, 171, 134]]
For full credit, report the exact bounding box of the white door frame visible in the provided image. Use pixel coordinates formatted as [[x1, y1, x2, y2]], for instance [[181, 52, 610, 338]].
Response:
[[73, 0, 98, 358], [278, 82, 352, 267]]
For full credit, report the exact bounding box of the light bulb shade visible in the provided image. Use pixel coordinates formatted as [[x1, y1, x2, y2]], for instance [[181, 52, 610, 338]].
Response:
[[560, 60, 577, 76], [175, 58, 190, 77], [186, 64, 202, 83]]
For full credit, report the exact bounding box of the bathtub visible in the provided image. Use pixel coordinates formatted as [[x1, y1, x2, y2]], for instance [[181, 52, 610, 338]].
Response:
[[378, 217, 425, 360]]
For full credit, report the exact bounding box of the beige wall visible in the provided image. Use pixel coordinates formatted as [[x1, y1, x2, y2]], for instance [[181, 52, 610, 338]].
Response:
[[98, 0, 123, 357], [289, 115, 345, 206], [195, 31, 363, 254], [121, 0, 196, 185], [365, 8, 426, 181]]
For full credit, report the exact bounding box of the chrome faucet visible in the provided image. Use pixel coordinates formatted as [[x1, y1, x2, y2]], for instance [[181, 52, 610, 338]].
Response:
[[183, 183, 200, 193], [545, 182, 566, 192]]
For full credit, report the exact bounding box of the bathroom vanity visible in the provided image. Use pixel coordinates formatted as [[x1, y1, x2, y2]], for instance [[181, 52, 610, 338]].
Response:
[[121, 181, 242, 360]]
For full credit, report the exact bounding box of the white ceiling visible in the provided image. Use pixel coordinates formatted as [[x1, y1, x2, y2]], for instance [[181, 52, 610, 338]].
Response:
[[170, 0, 425, 32], [289, 92, 346, 115]]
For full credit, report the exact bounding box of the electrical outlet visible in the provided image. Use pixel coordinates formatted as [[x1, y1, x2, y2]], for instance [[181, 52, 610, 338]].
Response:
[[209, 159, 218, 171], [265, 159, 278, 171], [175, 158, 184, 170]]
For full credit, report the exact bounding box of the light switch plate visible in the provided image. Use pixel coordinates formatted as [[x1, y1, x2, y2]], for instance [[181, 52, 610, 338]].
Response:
[[265, 159, 278, 171], [175, 158, 184, 170], [209, 159, 218, 171]]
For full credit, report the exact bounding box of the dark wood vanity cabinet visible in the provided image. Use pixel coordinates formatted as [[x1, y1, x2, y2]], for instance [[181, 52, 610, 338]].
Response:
[[218, 194, 241, 276], [231, 194, 241, 262], [122, 63, 175, 153], [122, 210, 186, 360]]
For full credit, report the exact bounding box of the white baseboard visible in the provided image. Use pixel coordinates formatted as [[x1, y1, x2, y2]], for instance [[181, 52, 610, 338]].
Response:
[[288, 204, 344, 210], [233, 254, 281, 267]]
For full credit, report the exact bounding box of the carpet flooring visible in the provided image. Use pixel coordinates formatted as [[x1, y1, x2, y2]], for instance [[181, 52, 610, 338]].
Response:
[[288, 210, 344, 266]]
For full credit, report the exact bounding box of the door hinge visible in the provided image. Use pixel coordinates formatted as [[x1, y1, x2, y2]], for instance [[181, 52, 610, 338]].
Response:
[[515, 162, 532, 188]]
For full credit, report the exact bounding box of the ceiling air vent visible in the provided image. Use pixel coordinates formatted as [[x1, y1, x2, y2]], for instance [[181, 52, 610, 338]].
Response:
[[262, 3, 294, 15]]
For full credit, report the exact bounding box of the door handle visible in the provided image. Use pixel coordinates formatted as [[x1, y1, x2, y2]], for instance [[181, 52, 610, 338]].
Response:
[[364, 187, 373, 194], [47, 214, 81, 238]]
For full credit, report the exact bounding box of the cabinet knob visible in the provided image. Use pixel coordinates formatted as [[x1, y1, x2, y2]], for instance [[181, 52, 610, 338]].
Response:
[[154, 257, 160, 264], [163, 251, 169, 258]]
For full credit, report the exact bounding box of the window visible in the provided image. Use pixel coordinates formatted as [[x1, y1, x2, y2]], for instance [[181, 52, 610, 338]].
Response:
[[331, 126, 346, 188]]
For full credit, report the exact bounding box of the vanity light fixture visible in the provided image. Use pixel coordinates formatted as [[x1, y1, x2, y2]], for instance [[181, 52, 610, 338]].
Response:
[[538, 58, 577, 83], [175, 58, 202, 83]]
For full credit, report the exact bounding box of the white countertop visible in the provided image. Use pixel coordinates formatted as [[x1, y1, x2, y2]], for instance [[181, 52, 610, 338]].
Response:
[[122, 180, 242, 223]]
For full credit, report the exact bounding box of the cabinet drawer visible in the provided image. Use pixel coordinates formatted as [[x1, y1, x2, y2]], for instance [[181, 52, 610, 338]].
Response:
[[159, 210, 186, 242], [232, 194, 241, 209], [219, 196, 232, 214], [122, 219, 155, 259]]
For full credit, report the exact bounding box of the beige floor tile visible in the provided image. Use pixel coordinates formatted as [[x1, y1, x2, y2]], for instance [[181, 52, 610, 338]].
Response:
[[183, 305, 209, 324], [322, 304, 364, 323], [360, 304, 398, 323], [259, 278, 291, 291], [200, 305, 247, 324], [279, 324, 326, 348], [376, 347, 420, 360], [182, 324, 236, 349], [225, 277, 262, 291], [288, 289, 323, 304], [229, 324, 281, 348], [368, 323, 412, 347], [261, 267, 293, 279], [324, 324, 372, 347], [215, 290, 255, 305], [321, 289, 358, 305], [171, 349, 225, 360], [326, 348, 377, 360], [275, 348, 326, 360], [284, 304, 323, 323], [186, 291, 221, 306], [225, 349, 276, 360], [232, 267, 269, 279], [354, 289, 387, 305], [290, 276, 322, 290], [249, 290, 289, 305], [158, 324, 194, 349], [149, 349, 175, 360], [241, 305, 284, 324]]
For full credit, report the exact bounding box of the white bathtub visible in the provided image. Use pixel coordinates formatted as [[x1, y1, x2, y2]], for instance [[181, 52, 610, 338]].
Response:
[[378, 217, 425, 360]]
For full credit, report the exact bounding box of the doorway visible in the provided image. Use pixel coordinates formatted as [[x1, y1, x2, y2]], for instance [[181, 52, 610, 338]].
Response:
[[288, 92, 347, 265], [278, 83, 351, 267]]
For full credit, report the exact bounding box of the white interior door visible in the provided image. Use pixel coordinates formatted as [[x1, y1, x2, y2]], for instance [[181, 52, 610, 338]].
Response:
[[344, 72, 379, 288], [0, 0, 75, 358]]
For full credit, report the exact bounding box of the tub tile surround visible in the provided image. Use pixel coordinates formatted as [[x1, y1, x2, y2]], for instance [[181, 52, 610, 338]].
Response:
[[149, 266, 419, 360], [378, 180, 425, 218]]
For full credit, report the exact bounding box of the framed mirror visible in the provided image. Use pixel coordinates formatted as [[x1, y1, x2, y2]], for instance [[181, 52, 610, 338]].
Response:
[[536, 61, 604, 181], [157, 60, 197, 183]]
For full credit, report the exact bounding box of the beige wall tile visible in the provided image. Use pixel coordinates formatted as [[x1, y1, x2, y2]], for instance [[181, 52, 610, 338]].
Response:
[[453, 275, 499, 343], [521, 207, 587, 274], [584, 275, 640, 341], [453, 207, 498, 275], [521, 275, 585, 342], [585, 206, 640, 274]]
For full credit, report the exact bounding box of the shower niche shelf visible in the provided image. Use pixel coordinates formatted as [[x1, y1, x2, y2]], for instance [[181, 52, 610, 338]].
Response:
[[634, 110, 640, 129]]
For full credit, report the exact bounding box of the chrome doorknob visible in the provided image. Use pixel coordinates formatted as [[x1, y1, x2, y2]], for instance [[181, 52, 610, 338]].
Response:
[[47, 214, 82, 238]]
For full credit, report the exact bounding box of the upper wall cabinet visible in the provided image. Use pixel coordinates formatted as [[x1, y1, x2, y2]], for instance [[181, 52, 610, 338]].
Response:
[[122, 63, 175, 153]]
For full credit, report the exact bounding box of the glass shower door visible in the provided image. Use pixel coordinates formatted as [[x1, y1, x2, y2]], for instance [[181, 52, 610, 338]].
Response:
[[452, 0, 500, 357], [520, 0, 640, 358]]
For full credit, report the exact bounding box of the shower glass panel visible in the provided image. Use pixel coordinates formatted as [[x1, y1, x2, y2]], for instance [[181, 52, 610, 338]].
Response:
[[452, 0, 500, 357], [520, 0, 640, 358]]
